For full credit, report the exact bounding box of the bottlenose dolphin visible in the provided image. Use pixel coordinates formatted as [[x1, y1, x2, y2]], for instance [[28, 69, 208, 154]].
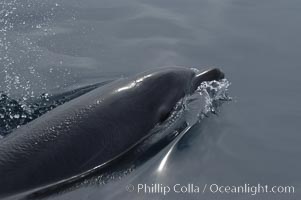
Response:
[[0, 67, 224, 197]]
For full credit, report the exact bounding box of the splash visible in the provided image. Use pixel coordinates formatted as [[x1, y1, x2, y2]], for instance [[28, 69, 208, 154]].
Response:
[[155, 78, 231, 172], [158, 77, 231, 133], [0, 82, 109, 137], [189, 78, 231, 118], [0, 91, 57, 136]]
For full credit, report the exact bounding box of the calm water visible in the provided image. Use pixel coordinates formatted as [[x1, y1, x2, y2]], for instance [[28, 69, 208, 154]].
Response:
[[1, 0, 301, 199]]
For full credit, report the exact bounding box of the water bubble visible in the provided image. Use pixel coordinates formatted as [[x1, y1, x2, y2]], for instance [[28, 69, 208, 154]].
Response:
[[13, 114, 20, 119]]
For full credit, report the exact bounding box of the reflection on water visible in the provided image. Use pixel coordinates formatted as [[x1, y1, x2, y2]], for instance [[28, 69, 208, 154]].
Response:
[[1, 0, 301, 199]]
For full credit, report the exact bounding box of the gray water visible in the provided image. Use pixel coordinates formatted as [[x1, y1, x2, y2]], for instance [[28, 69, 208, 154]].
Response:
[[1, 0, 301, 199]]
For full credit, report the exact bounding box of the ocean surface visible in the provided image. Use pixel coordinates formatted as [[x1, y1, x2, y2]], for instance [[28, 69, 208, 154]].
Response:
[[1, 0, 301, 199]]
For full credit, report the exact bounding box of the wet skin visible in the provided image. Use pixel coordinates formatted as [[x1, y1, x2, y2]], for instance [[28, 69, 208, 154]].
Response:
[[0, 67, 224, 197]]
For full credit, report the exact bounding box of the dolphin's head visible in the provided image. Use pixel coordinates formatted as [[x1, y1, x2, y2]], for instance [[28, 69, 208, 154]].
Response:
[[133, 67, 225, 123], [191, 68, 225, 92]]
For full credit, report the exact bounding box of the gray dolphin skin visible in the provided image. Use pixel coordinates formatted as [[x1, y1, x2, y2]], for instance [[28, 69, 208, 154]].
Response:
[[0, 67, 224, 197]]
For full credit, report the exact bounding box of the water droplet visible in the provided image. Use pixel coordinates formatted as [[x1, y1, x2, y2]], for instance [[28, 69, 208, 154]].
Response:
[[14, 114, 20, 119]]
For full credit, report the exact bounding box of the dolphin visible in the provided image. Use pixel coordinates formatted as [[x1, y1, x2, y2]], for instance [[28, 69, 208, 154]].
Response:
[[0, 67, 224, 197]]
